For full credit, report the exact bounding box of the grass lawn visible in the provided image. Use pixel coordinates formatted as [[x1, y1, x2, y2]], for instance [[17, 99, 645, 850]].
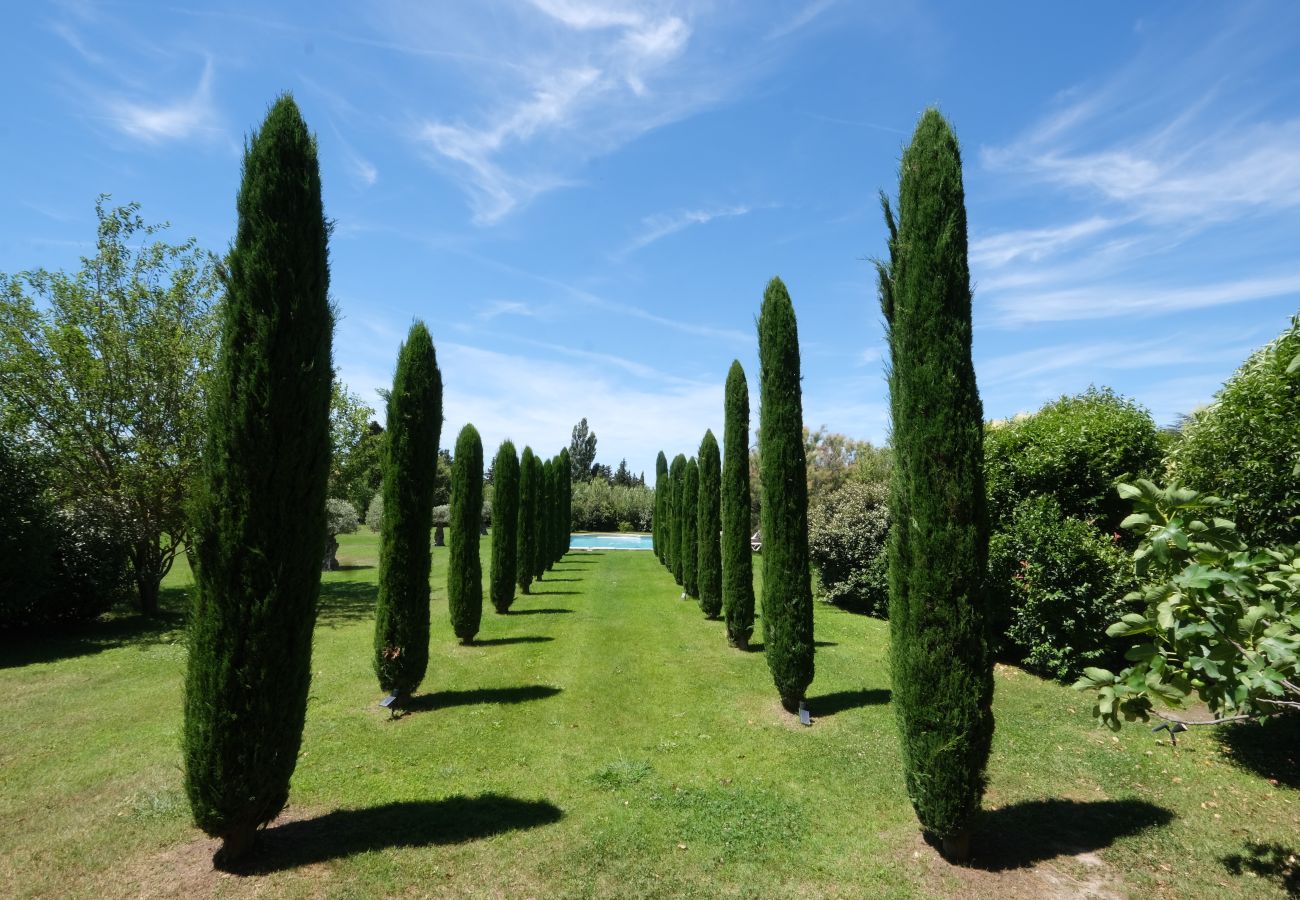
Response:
[[1, 530, 1297, 898]]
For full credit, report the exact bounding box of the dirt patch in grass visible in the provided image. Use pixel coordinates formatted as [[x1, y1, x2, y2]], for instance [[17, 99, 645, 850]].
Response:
[[907, 832, 1129, 900]]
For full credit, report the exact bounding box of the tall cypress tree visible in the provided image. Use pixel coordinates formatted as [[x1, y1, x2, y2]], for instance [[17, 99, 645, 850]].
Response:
[[183, 94, 333, 867], [530, 452, 546, 580], [758, 277, 814, 713], [549, 455, 563, 567], [653, 450, 668, 562], [879, 109, 992, 862], [697, 430, 722, 618], [490, 440, 519, 614], [661, 468, 674, 571], [558, 447, 572, 556], [682, 458, 700, 598], [722, 361, 755, 648], [372, 323, 442, 696], [669, 453, 687, 586], [448, 424, 483, 643], [517, 446, 537, 594]]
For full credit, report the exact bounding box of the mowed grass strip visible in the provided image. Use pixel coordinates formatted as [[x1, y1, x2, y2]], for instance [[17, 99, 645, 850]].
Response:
[[1, 530, 1297, 898]]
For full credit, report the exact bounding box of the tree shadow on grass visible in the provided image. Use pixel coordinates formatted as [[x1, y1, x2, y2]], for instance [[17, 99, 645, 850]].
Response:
[[540, 577, 581, 583], [403, 685, 562, 713], [331, 564, 374, 572], [527, 589, 581, 596], [1221, 841, 1299, 895], [509, 607, 573, 616], [1214, 715, 1300, 790], [317, 581, 378, 627], [965, 799, 1173, 871], [229, 796, 563, 875], [808, 688, 890, 718], [0, 586, 188, 669], [814, 640, 838, 647], [471, 636, 554, 646]]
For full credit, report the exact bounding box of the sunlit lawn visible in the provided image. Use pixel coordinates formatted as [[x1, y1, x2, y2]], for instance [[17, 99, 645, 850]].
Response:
[[0, 530, 1296, 898]]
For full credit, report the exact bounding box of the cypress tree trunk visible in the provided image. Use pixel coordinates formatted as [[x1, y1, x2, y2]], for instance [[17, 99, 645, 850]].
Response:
[[879, 108, 993, 862], [448, 424, 483, 644], [697, 430, 722, 618], [722, 361, 755, 649], [517, 447, 537, 594], [669, 454, 687, 586], [559, 448, 572, 555], [535, 456, 551, 581], [183, 94, 333, 869], [490, 440, 519, 614], [653, 450, 668, 563], [372, 322, 442, 697], [758, 277, 814, 713], [682, 457, 700, 598]]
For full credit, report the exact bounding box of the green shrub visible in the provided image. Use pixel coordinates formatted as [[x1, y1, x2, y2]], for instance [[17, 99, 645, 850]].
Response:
[[987, 496, 1133, 681], [365, 493, 384, 533], [0, 438, 57, 627], [448, 424, 483, 643], [326, 499, 359, 536], [985, 387, 1162, 534], [570, 480, 654, 532], [1169, 314, 1300, 546], [807, 481, 890, 617]]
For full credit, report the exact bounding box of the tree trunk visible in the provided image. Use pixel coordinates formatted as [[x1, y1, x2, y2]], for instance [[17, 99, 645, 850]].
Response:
[[322, 534, 339, 571], [434, 525, 445, 547], [213, 822, 257, 870], [132, 539, 162, 616], [940, 830, 971, 865]]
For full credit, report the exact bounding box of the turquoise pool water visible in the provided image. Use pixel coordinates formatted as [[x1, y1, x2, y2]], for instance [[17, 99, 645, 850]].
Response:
[[569, 533, 653, 550]]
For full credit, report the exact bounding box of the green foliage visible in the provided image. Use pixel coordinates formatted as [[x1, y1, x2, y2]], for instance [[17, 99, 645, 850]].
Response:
[[807, 481, 890, 617], [448, 425, 483, 643], [987, 496, 1134, 680], [1170, 314, 1300, 546], [669, 454, 687, 586], [697, 431, 722, 619], [682, 457, 700, 599], [559, 447, 572, 555], [878, 109, 992, 847], [723, 361, 756, 648], [490, 440, 519, 614], [569, 418, 598, 481], [804, 426, 889, 507], [326, 498, 359, 537], [183, 95, 333, 863], [654, 451, 668, 562], [366, 493, 384, 533], [985, 387, 1162, 534], [517, 447, 538, 594], [758, 277, 814, 711], [0, 437, 57, 626], [0, 196, 219, 614], [570, 480, 654, 531], [534, 455, 550, 581], [373, 322, 442, 696], [329, 379, 382, 515], [1076, 480, 1300, 729]]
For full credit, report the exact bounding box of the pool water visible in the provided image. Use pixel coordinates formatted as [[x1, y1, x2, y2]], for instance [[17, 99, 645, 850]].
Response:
[[569, 533, 653, 551]]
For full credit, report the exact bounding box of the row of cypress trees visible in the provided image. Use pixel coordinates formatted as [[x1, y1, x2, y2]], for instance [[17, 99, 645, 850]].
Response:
[[493, 444, 572, 607]]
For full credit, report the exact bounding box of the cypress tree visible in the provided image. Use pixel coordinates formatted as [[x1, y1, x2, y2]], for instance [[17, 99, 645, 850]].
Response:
[[682, 458, 700, 598], [549, 455, 563, 567], [669, 453, 687, 586], [697, 430, 722, 618], [489, 440, 519, 614], [536, 456, 552, 581], [758, 277, 814, 713], [183, 94, 333, 867], [722, 361, 755, 648], [448, 424, 483, 643], [661, 468, 674, 571], [372, 323, 442, 697], [559, 447, 573, 556], [878, 108, 992, 862], [653, 450, 668, 562], [517, 446, 537, 594]]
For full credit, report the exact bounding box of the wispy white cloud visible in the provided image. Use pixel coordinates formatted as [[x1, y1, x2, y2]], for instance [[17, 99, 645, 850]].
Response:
[[101, 56, 222, 143], [477, 299, 543, 321], [766, 0, 837, 41], [618, 204, 752, 257], [969, 216, 1119, 269]]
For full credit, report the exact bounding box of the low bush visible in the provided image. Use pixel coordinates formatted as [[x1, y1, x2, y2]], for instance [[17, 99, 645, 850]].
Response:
[[365, 493, 383, 532], [572, 480, 653, 532], [807, 481, 890, 616], [988, 496, 1134, 681]]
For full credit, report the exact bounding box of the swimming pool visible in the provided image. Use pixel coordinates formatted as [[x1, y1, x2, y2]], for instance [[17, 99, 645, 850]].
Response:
[[569, 533, 653, 551]]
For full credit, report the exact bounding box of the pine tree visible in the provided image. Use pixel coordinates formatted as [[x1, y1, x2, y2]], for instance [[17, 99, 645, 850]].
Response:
[[372, 322, 442, 697], [489, 440, 519, 614], [758, 277, 814, 713], [448, 424, 483, 643], [682, 458, 700, 597], [697, 430, 722, 618], [517, 446, 538, 594], [722, 361, 756, 648], [653, 450, 668, 562], [183, 94, 334, 867], [530, 452, 547, 582], [669, 453, 687, 586], [878, 108, 992, 862]]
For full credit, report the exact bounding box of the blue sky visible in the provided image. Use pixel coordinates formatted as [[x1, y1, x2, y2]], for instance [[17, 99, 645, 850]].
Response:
[[4, 1, 1299, 479]]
